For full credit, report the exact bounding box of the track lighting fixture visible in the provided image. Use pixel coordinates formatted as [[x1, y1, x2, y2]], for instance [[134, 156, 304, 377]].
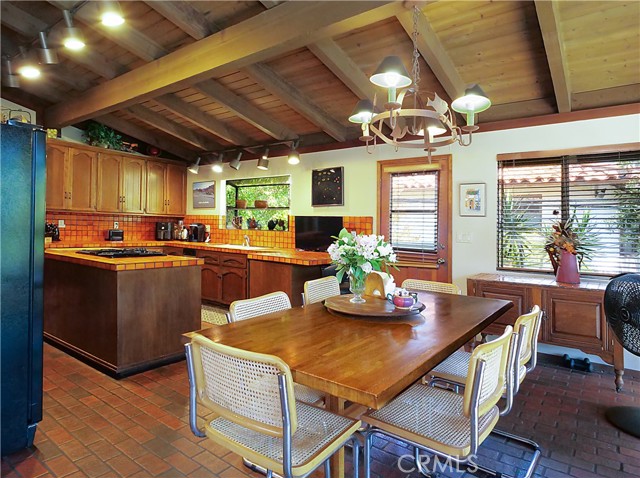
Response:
[[257, 157, 269, 171], [211, 153, 223, 173], [187, 157, 201, 174], [261, 147, 269, 160], [16, 47, 41, 79], [100, 1, 125, 27], [287, 140, 300, 165], [62, 10, 85, 50], [229, 152, 242, 170], [2, 59, 21, 88], [37, 32, 58, 64]]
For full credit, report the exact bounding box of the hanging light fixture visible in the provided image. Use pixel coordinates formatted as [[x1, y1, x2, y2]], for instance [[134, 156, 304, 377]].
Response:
[[100, 1, 125, 27], [62, 10, 85, 50], [16, 47, 41, 79], [229, 152, 242, 171], [261, 147, 269, 160], [37, 31, 58, 64], [348, 5, 491, 158], [257, 157, 269, 171], [211, 153, 223, 173], [287, 140, 300, 165], [2, 59, 21, 88], [187, 157, 201, 174]]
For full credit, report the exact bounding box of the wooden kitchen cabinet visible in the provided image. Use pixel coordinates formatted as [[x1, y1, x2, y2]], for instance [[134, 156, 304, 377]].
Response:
[[467, 273, 625, 391], [145, 161, 186, 215], [197, 250, 247, 305], [249, 260, 322, 307], [45, 143, 97, 212], [97, 153, 146, 213]]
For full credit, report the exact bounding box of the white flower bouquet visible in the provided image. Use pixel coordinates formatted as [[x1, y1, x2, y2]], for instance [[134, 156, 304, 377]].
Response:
[[327, 228, 397, 302]]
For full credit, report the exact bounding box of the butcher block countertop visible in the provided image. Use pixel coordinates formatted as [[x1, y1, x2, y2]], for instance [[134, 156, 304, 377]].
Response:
[[46, 241, 332, 266], [44, 248, 204, 271]]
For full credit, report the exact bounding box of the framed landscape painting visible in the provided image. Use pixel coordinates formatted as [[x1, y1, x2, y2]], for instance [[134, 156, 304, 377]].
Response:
[[459, 183, 486, 216], [193, 181, 215, 208], [312, 167, 344, 206]]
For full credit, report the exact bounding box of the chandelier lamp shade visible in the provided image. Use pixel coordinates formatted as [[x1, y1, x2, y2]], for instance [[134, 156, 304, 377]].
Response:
[[348, 6, 491, 158]]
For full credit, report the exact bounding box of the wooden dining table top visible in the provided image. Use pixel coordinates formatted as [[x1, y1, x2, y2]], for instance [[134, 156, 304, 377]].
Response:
[[187, 291, 513, 410]]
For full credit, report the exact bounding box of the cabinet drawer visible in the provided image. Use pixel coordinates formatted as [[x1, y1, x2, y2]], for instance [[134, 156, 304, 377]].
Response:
[[196, 250, 220, 265], [220, 253, 247, 269]]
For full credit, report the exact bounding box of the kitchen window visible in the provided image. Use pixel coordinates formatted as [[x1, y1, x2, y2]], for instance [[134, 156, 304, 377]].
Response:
[[497, 148, 640, 275], [226, 175, 290, 230]]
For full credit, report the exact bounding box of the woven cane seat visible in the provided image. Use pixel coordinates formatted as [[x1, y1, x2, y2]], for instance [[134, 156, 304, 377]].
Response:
[[207, 401, 360, 476], [364, 382, 499, 457], [431, 350, 527, 389], [294, 384, 325, 406], [201, 305, 229, 326]]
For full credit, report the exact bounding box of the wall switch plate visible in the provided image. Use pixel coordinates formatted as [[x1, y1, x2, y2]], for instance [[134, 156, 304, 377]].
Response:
[[58, 219, 65, 228], [113, 221, 119, 229]]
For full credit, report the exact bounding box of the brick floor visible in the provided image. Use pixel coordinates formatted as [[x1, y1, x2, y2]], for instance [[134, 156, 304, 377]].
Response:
[[2, 343, 639, 478]]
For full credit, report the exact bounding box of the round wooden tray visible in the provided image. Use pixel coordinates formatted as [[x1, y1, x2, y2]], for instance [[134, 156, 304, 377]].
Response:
[[324, 295, 426, 317]]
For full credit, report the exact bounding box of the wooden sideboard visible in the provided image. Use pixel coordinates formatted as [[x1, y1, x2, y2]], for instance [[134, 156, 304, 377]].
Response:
[[467, 273, 625, 391]]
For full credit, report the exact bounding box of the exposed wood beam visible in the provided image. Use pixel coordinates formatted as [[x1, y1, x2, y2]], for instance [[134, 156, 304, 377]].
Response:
[[48, 66, 93, 92], [307, 39, 376, 100], [259, 1, 283, 9], [127, 105, 220, 151], [44, 1, 393, 127], [245, 63, 347, 142], [145, 1, 212, 41], [481, 98, 557, 122], [396, 7, 465, 100], [193, 80, 297, 141], [535, 0, 572, 113], [97, 114, 196, 161], [0, 2, 121, 79], [154, 94, 251, 146], [49, 1, 167, 62]]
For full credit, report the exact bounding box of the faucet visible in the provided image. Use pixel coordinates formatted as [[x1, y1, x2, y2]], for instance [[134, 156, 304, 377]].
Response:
[[243, 235, 250, 247]]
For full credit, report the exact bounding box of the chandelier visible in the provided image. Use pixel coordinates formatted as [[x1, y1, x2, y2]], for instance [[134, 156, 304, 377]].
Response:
[[348, 6, 491, 158]]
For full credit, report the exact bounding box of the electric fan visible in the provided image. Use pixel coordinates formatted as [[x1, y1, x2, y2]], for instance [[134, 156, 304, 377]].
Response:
[[603, 273, 640, 438]]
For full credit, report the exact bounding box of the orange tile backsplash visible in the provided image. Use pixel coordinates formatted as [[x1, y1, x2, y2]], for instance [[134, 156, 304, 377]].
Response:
[[46, 212, 373, 248]]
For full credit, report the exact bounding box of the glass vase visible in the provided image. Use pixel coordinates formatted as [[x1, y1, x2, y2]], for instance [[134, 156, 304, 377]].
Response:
[[349, 271, 367, 304]]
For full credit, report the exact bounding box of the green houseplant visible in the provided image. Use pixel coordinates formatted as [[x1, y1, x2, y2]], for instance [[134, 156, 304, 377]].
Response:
[[83, 122, 123, 150]]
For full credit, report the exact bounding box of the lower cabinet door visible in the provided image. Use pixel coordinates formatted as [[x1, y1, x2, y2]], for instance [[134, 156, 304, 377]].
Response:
[[219, 268, 247, 305], [201, 264, 222, 303]]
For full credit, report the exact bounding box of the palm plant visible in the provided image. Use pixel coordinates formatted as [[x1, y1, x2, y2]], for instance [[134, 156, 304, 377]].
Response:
[[499, 194, 537, 268]]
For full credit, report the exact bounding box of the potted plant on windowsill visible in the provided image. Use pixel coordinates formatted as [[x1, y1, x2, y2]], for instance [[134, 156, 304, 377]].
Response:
[[83, 122, 123, 150]]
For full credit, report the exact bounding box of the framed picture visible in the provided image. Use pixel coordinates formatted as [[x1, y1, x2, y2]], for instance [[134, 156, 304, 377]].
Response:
[[192, 181, 215, 208], [312, 167, 344, 206], [459, 183, 486, 216]]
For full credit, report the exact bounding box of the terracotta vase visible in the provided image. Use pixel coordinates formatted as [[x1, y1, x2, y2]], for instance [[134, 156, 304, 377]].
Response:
[[556, 249, 580, 284]]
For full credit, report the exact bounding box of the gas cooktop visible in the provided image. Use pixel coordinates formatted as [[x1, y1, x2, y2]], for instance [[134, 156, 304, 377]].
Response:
[[77, 248, 167, 258]]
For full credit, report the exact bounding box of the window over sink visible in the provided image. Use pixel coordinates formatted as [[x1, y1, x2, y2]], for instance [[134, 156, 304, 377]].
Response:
[[226, 175, 290, 231]]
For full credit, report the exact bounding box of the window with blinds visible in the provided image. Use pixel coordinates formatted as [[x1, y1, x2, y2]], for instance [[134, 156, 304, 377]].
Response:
[[389, 171, 439, 258], [497, 150, 640, 276]]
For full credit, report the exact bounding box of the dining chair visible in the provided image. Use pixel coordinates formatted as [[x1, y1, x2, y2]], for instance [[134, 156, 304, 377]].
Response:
[[429, 305, 543, 403], [401, 278, 461, 295], [201, 304, 230, 326], [185, 334, 361, 478], [302, 276, 341, 305], [362, 325, 540, 478], [228, 292, 325, 406]]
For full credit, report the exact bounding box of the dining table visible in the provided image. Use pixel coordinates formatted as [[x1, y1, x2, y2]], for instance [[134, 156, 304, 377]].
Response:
[[185, 291, 513, 478]]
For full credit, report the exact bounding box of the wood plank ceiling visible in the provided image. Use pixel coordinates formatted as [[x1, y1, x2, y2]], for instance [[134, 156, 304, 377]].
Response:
[[1, 1, 639, 163]]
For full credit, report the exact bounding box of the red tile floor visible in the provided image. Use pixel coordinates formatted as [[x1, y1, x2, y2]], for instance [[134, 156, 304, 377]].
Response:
[[2, 343, 639, 478]]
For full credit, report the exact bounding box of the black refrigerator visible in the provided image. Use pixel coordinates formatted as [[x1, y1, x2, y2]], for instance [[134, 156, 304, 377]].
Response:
[[1, 120, 46, 455]]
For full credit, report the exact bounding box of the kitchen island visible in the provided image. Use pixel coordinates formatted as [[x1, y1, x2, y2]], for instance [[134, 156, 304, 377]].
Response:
[[44, 249, 203, 377]]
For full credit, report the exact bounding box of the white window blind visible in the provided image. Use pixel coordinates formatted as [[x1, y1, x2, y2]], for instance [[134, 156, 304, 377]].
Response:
[[498, 151, 640, 276], [389, 171, 439, 258]]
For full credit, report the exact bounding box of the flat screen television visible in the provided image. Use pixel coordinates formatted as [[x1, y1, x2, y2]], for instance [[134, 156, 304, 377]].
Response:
[[295, 216, 343, 252]]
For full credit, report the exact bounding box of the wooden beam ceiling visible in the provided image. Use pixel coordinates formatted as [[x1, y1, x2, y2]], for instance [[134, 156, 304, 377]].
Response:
[[145, 1, 212, 40], [535, 0, 572, 113], [97, 113, 196, 161], [44, 1, 393, 127], [127, 104, 220, 151], [153, 94, 251, 146]]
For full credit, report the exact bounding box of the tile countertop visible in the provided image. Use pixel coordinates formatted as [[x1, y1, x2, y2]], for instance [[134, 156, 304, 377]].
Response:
[[45, 241, 332, 267], [44, 248, 204, 272]]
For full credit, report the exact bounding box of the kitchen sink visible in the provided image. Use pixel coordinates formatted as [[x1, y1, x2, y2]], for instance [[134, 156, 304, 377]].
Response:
[[212, 244, 273, 251]]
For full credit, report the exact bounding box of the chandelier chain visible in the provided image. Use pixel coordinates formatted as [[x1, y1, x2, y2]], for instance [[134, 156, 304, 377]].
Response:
[[411, 5, 420, 93]]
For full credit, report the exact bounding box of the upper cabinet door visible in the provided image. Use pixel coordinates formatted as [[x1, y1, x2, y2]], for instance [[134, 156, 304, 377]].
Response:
[[68, 148, 97, 212], [121, 157, 146, 214], [45, 143, 68, 210], [97, 153, 122, 213], [146, 161, 167, 215], [166, 163, 186, 215]]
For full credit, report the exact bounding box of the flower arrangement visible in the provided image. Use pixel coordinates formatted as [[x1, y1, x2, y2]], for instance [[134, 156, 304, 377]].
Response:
[[327, 228, 397, 302], [544, 211, 585, 274]]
